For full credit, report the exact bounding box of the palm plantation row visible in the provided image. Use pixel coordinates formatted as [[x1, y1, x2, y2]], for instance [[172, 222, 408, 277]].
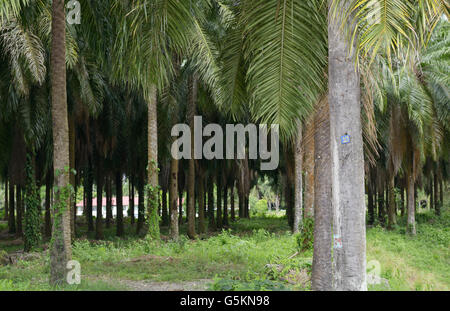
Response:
[[0, 0, 448, 291]]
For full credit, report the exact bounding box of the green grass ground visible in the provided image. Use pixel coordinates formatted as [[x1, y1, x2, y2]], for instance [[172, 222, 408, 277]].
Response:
[[0, 203, 448, 291]]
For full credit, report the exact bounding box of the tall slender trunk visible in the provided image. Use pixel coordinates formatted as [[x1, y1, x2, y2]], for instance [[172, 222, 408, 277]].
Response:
[[293, 123, 303, 234], [96, 173, 104, 240], [129, 181, 135, 225], [311, 97, 332, 291], [106, 176, 112, 228], [136, 179, 145, 235], [161, 188, 168, 226], [169, 158, 179, 239], [16, 185, 22, 237], [400, 186, 405, 216], [378, 184, 385, 226], [328, 0, 366, 290], [230, 183, 235, 222], [4, 179, 8, 221], [406, 167, 416, 235], [116, 172, 124, 237], [207, 173, 215, 230], [69, 114, 76, 241], [146, 85, 160, 239], [439, 177, 443, 213], [8, 182, 15, 234], [216, 171, 223, 229], [223, 181, 229, 227], [187, 76, 197, 239], [198, 171, 206, 234], [86, 168, 94, 232], [430, 177, 434, 210], [49, 0, 72, 285], [45, 175, 52, 237], [434, 167, 440, 215], [304, 117, 315, 218], [368, 176, 375, 225], [387, 174, 397, 230]]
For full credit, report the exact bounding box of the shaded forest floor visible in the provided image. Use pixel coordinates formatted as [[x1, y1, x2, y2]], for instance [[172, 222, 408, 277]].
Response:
[[0, 203, 449, 291]]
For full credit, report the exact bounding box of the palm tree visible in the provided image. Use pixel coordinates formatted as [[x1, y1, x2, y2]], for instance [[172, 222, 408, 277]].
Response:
[[49, 0, 72, 285]]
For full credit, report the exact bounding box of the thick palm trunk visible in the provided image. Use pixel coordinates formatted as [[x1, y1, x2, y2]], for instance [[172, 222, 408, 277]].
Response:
[[8, 182, 15, 234], [311, 97, 332, 291], [387, 175, 397, 230], [116, 172, 124, 237], [147, 85, 160, 239], [328, 0, 366, 290], [304, 118, 315, 218], [187, 76, 198, 239], [49, 0, 72, 285], [169, 158, 179, 239], [293, 123, 303, 233]]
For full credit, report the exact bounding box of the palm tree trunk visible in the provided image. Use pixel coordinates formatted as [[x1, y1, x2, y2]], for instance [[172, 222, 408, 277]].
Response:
[[129, 181, 135, 225], [106, 177, 112, 228], [161, 188, 168, 226], [136, 178, 145, 235], [187, 75, 198, 239], [207, 173, 216, 230], [216, 170, 223, 229], [223, 181, 229, 227], [430, 177, 434, 210], [328, 0, 366, 290], [49, 0, 72, 285], [86, 168, 94, 232], [16, 185, 22, 237], [293, 123, 303, 234], [116, 172, 124, 237], [304, 117, 315, 219], [4, 179, 8, 221], [147, 85, 160, 239], [406, 166, 416, 235], [400, 185, 405, 216], [439, 177, 443, 213], [311, 97, 332, 291], [434, 167, 440, 215], [45, 175, 52, 237], [69, 114, 76, 241], [230, 183, 235, 222], [198, 170, 206, 234], [387, 174, 397, 230], [8, 182, 15, 234], [96, 172, 104, 240], [169, 158, 179, 240]]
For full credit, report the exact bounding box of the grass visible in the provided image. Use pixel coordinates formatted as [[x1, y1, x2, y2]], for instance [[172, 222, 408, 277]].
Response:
[[0, 200, 448, 291]]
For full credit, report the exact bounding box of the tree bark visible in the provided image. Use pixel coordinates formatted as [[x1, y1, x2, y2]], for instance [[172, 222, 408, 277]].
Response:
[[4, 179, 8, 221], [45, 175, 52, 237], [406, 167, 416, 235], [230, 183, 235, 222], [129, 181, 135, 225], [434, 167, 440, 215], [293, 123, 303, 233], [116, 172, 124, 237], [387, 174, 397, 230], [146, 84, 159, 239], [216, 171, 223, 229], [311, 97, 332, 291], [223, 180, 229, 227], [96, 173, 104, 240], [69, 114, 76, 241], [304, 117, 315, 218], [328, 0, 367, 290], [207, 172, 216, 230], [86, 168, 94, 232], [49, 0, 72, 285], [106, 176, 112, 228], [187, 76, 197, 239], [169, 158, 179, 240], [16, 185, 22, 237], [198, 170, 206, 234], [8, 182, 15, 234]]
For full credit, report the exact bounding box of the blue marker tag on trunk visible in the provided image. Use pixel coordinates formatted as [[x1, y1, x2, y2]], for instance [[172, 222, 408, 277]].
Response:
[[341, 134, 350, 144]]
